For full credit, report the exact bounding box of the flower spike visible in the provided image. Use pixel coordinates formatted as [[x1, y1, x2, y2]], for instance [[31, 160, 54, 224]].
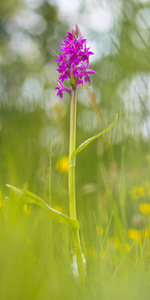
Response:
[[54, 25, 96, 98]]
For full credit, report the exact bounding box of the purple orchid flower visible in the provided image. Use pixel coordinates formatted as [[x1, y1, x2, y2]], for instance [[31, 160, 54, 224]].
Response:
[[55, 80, 71, 98], [54, 24, 96, 98]]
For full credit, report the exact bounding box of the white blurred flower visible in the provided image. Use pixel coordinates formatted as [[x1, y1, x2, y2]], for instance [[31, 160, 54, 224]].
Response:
[[71, 253, 86, 279]]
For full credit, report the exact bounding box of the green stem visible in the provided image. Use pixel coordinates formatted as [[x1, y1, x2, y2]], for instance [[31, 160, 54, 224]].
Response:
[[49, 137, 52, 206], [69, 88, 77, 219], [69, 88, 85, 285], [49, 138, 53, 259]]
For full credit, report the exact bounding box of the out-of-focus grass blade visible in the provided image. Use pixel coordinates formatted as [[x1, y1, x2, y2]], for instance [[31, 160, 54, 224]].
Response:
[[119, 146, 125, 207], [111, 200, 126, 241], [139, 235, 144, 267], [72, 113, 118, 159], [6, 184, 80, 231], [100, 162, 126, 241], [111, 241, 135, 280], [119, 146, 127, 229], [0, 189, 6, 216], [100, 212, 113, 251], [0, 189, 2, 202]]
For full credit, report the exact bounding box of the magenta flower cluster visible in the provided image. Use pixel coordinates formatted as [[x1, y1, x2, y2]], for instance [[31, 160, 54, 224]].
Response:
[[55, 25, 96, 98]]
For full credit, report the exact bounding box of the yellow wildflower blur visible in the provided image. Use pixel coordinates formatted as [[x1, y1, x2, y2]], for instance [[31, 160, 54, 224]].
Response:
[[129, 186, 145, 200], [139, 203, 150, 214], [143, 228, 150, 239], [129, 184, 150, 200], [109, 237, 120, 249], [56, 155, 69, 174], [100, 249, 106, 259], [0, 122, 2, 130], [97, 226, 104, 235], [128, 228, 150, 241], [128, 229, 140, 241], [125, 243, 130, 252], [85, 246, 97, 260], [23, 203, 31, 215], [53, 205, 62, 213], [50, 205, 63, 220]]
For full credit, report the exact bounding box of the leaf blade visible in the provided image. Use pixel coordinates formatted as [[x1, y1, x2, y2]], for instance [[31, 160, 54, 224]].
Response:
[[78, 84, 89, 89], [70, 66, 76, 90], [6, 184, 79, 230], [72, 113, 118, 159]]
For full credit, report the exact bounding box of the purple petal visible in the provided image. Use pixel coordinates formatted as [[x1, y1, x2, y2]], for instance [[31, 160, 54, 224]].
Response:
[[57, 80, 64, 87], [84, 75, 90, 83], [76, 79, 83, 86], [59, 73, 69, 81], [57, 91, 63, 98], [86, 68, 96, 74]]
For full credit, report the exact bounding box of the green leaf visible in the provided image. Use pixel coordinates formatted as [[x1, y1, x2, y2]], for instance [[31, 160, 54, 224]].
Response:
[[70, 66, 76, 90], [72, 113, 118, 159], [6, 184, 80, 231], [78, 84, 89, 89]]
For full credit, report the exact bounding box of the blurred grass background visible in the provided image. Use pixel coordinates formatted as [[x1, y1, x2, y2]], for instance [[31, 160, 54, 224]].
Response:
[[0, 0, 150, 299]]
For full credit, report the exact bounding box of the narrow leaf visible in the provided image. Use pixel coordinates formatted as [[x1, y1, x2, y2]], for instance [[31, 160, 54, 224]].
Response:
[[78, 84, 89, 89], [70, 66, 76, 89], [6, 184, 79, 230], [72, 113, 118, 159]]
